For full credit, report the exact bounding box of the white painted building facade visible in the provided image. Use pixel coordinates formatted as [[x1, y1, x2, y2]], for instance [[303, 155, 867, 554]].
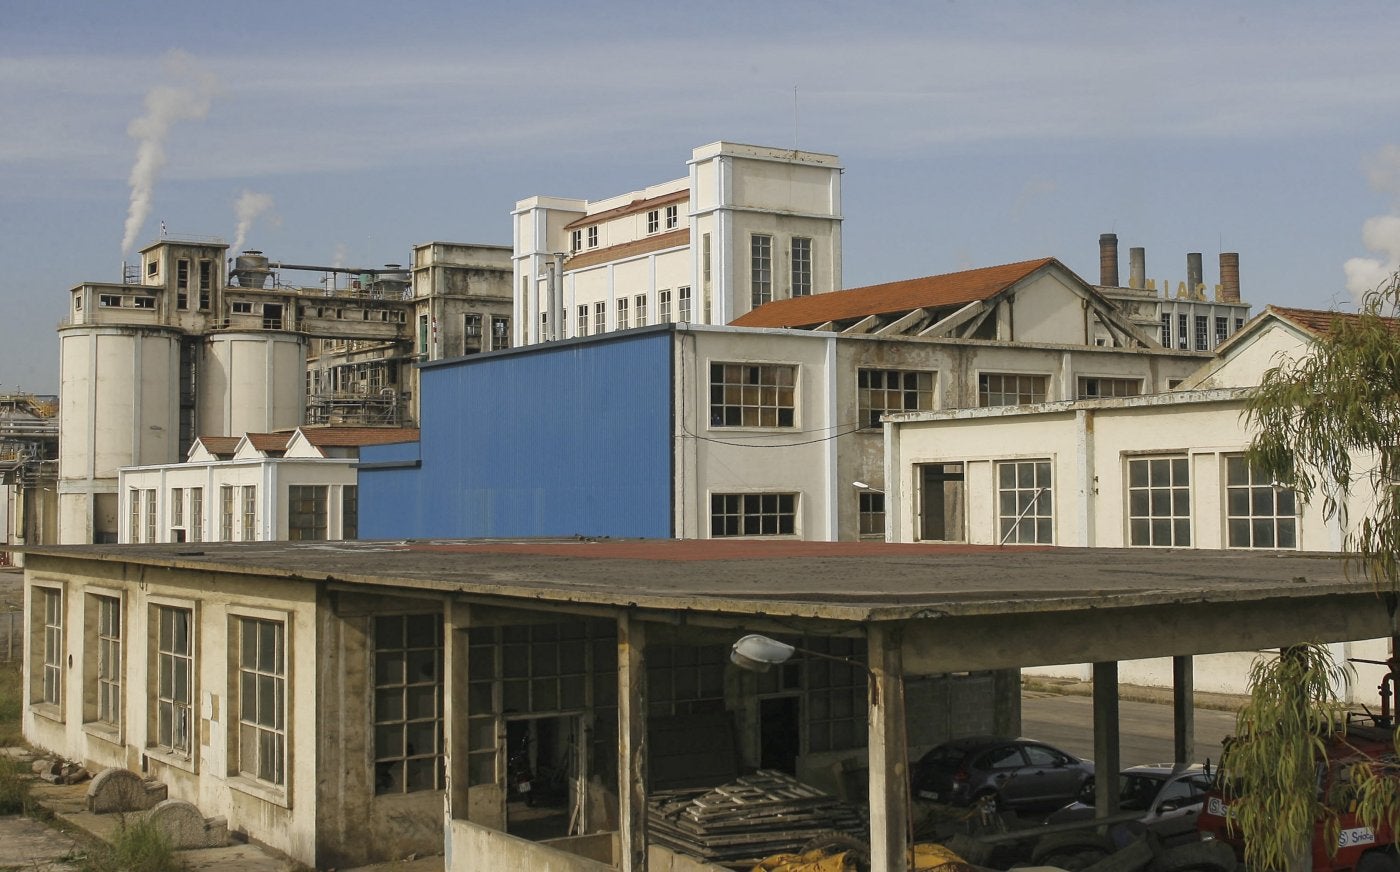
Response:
[[512, 141, 843, 346]]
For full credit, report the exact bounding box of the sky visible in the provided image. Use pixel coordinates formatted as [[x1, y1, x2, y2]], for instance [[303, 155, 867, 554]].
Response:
[[4, 0, 1400, 394]]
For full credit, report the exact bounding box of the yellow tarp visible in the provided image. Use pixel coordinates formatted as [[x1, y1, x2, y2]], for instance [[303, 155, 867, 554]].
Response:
[[750, 848, 851, 871]]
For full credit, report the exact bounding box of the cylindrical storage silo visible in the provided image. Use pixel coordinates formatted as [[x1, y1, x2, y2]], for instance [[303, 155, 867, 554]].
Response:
[[198, 331, 307, 437], [56, 325, 181, 543]]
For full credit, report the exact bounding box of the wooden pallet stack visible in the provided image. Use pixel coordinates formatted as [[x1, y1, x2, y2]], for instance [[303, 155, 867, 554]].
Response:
[[648, 769, 868, 868]]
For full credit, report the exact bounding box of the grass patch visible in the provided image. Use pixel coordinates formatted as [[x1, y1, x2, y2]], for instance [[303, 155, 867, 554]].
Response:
[[78, 816, 187, 872], [0, 755, 33, 815], [0, 657, 22, 747]]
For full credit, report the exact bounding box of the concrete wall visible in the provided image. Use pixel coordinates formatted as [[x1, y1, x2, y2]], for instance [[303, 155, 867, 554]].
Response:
[[451, 820, 617, 872], [198, 332, 307, 438]]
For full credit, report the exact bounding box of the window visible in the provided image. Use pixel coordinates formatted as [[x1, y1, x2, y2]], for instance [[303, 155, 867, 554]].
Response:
[[791, 237, 812, 297], [858, 491, 885, 537], [751, 234, 773, 305], [570, 229, 582, 253], [665, 204, 679, 230], [236, 617, 285, 786], [147, 260, 158, 278], [94, 595, 122, 728], [40, 587, 62, 707], [129, 488, 141, 543], [491, 317, 510, 350], [1195, 315, 1208, 351], [1235, 317, 1245, 332], [635, 294, 648, 326], [1177, 314, 1188, 349], [576, 304, 588, 337], [702, 233, 712, 289], [100, 294, 121, 307], [711, 493, 797, 536], [587, 226, 598, 248], [678, 286, 692, 322], [220, 486, 234, 541], [199, 262, 212, 309], [241, 485, 257, 541], [659, 289, 672, 323], [997, 460, 1053, 544], [1160, 313, 1172, 347], [342, 485, 358, 540], [1215, 316, 1229, 346], [617, 297, 630, 329], [171, 488, 184, 528], [979, 373, 1047, 407], [176, 259, 189, 309], [710, 362, 796, 427], [1077, 377, 1142, 400], [154, 605, 193, 755], [647, 210, 660, 234], [594, 301, 605, 334], [288, 485, 328, 541], [190, 488, 203, 542], [133, 296, 155, 309], [418, 314, 429, 356], [858, 369, 934, 428], [374, 614, 444, 794], [756, 636, 867, 753], [1225, 456, 1297, 549], [1127, 456, 1191, 547], [144, 489, 156, 544], [232, 301, 253, 314]]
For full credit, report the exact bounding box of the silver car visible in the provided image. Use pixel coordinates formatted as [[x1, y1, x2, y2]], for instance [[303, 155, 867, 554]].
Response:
[[1045, 763, 1212, 845]]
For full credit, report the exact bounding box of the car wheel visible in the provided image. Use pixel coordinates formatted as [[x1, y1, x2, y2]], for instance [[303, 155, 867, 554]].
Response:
[[1358, 850, 1400, 872]]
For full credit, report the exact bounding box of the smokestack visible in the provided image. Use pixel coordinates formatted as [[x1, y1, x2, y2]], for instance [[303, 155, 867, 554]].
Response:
[[1099, 233, 1119, 287], [1128, 248, 1146, 289], [1186, 252, 1203, 298], [1219, 252, 1240, 302]]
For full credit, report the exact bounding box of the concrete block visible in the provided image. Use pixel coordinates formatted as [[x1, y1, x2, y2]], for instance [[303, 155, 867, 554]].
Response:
[[147, 799, 228, 849], [85, 767, 167, 813]]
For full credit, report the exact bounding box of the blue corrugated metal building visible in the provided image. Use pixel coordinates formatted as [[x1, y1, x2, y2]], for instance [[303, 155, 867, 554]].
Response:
[[358, 327, 675, 539]]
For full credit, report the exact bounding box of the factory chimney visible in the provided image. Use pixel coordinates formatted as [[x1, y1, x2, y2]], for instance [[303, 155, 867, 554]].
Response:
[[1128, 248, 1146, 290], [1099, 234, 1119, 287], [1219, 252, 1240, 303], [1186, 252, 1203, 298]]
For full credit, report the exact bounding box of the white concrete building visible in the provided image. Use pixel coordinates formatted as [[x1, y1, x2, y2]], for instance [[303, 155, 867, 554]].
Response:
[[512, 141, 843, 346], [881, 305, 1392, 703], [117, 426, 417, 544]]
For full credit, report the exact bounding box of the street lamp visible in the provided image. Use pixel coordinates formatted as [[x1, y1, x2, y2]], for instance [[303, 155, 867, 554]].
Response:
[[730, 634, 879, 704]]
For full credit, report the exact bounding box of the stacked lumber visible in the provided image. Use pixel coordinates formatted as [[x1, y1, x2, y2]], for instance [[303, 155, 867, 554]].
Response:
[[648, 769, 867, 868]]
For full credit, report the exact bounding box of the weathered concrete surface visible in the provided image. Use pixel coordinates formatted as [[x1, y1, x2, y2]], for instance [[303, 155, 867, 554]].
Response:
[[0, 814, 81, 870], [86, 767, 166, 813], [147, 798, 227, 849]]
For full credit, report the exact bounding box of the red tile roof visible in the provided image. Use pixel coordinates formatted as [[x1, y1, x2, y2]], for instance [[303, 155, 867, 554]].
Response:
[[564, 228, 688, 271], [196, 436, 240, 456], [563, 190, 689, 230], [1267, 305, 1400, 337], [246, 432, 293, 453], [299, 427, 420, 448], [730, 258, 1059, 329]]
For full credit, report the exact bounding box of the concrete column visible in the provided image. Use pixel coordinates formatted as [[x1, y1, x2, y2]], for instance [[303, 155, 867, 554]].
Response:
[[617, 614, 648, 872], [1092, 661, 1120, 816], [444, 600, 471, 826], [867, 623, 909, 872], [1172, 655, 1194, 765]]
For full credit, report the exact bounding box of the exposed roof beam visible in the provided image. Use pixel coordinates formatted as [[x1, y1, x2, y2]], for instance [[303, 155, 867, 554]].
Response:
[[919, 300, 986, 337], [841, 314, 883, 335], [875, 308, 929, 336]]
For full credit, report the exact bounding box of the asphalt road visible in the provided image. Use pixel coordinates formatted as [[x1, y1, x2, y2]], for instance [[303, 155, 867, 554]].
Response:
[[1021, 691, 1239, 768]]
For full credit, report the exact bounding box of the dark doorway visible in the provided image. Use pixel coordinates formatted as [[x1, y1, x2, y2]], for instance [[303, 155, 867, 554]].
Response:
[[505, 714, 582, 841], [759, 695, 801, 774], [918, 462, 966, 541]]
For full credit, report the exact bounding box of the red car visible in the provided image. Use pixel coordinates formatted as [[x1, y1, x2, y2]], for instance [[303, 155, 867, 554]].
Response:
[[1196, 722, 1399, 872]]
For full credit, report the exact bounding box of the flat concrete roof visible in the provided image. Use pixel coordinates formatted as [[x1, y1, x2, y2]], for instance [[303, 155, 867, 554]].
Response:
[[18, 539, 1378, 624]]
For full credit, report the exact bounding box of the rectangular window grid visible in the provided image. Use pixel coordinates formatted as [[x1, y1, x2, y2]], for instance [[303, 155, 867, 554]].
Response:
[[647, 210, 659, 234], [570, 229, 581, 252], [678, 286, 692, 322], [241, 485, 256, 541], [858, 369, 934, 428], [635, 294, 647, 326], [238, 617, 285, 785], [1177, 314, 1188, 349], [710, 363, 796, 427], [617, 297, 629, 329], [979, 373, 1047, 407], [1225, 456, 1297, 549], [710, 493, 797, 536], [342, 485, 358, 540], [288, 485, 328, 541], [190, 488, 203, 542], [858, 491, 885, 537], [171, 488, 183, 528], [374, 614, 445, 794], [1160, 314, 1172, 347], [97, 596, 121, 727], [647, 644, 727, 718], [576, 304, 588, 337], [659, 290, 672, 323], [42, 588, 62, 706], [1195, 315, 1208, 350], [1077, 377, 1142, 400], [751, 235, 773, 306], [492, 317, 510, 350], [220, 486, 234, 541], [665, 204, 678, 230], [1215, 316, 1229, 346], [155, 606, 193, 755], [997, 460, 1054, 544], [587, 226, 598, 248], [594, 301, 605, 334], [129, 489, 141, 543], [791, 237, 812, 297], [1128, 456, 1191, 546]]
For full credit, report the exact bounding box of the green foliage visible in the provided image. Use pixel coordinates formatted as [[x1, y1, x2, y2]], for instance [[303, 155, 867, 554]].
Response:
[[0, 657, 24, 747], [1221, 643, 1351, 871], [0, 755, 33, 815], [1245, 272, 1400, 587], [79, 816, 187, 872]]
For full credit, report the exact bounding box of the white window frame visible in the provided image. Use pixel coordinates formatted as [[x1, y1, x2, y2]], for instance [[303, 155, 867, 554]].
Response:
[[1127, 455, 1192, 547], [35, 584, 63, 712], [150, 599, 197, 768], [751, 234, 773, 305], [594, 301, 606, 334], [996, 459, 1054, 544], [635, 294, 648, 326], [678, 286, 692, 322], [710, 492, 799, 537], [241, 484, 257, 541], [233, 612, 287, 791], [576, 304, 588, 337], [586, 226, 598, 249], [791, 237, 812, 297], [659, 289, 672, 323], [85, 590, 123, 739], [1224, 455, 1299, 549], [665, 204, 679, 230], [570, 229, 582, 252], [647, 210, 659, 234], [617, 297, 630, 329]]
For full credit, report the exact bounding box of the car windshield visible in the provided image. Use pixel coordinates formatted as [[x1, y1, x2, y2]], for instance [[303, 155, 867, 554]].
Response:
[[1079, 774, 1162, 810]]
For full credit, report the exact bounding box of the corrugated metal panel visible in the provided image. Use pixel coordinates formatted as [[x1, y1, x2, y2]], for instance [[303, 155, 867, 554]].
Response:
[[361, 332, 674, 539]]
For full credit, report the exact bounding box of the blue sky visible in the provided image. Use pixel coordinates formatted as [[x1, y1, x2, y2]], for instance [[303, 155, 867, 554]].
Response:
[[4, 0, 1400, 393]]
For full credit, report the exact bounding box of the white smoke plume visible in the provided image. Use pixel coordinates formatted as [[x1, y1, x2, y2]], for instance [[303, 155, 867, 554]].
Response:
[[232, 190, 276, 254], [1345, 146, 1400, 304], [120, 51, 220, 256]]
